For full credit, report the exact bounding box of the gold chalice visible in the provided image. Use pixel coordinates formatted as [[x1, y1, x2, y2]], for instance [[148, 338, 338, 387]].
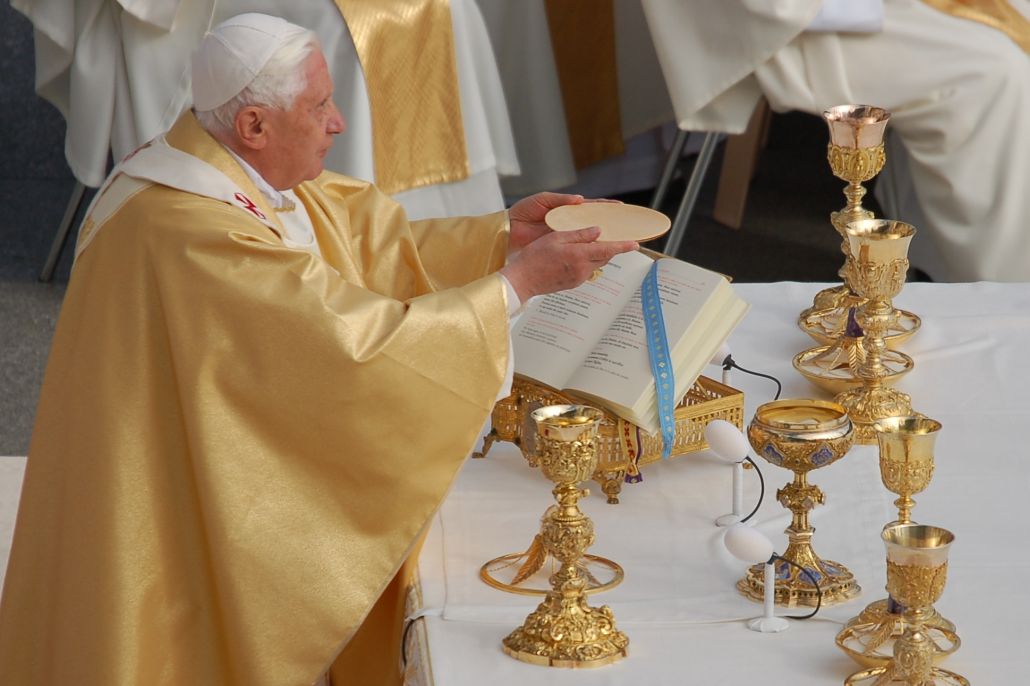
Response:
[[837, 417, 959, 667], [845, 524, 968, 685], [740, 399, 860, 607], [502, 405, 629, 668], [835, 220, 918, 443], [877, 416, 940, 526], [799, 104, 920, 351]]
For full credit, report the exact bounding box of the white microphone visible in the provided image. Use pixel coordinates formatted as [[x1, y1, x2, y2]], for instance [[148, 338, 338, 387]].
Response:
[[709, 344, 733, 385], [724, 525, 789, 633], [705, 419, 748, 527]]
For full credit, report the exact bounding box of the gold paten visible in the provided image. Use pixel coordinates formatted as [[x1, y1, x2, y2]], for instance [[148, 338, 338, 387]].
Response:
[[835, 220, 919, 443], [845, 525, 968, 686], [741, 399, 860, 607], [793, 341, 912, 396], [476, 374, 744, 504], [333, 0, 469, 194], [502, 406, 629, 668], [838, 417, 959, 667], [798, 105, 919, 355]]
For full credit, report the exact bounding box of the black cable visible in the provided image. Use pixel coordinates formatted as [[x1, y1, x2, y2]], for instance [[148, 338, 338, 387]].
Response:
[[739, 456, 765, 524], [401, 616, 421, 670], [721, 355, 782, 400], [766, 555, 823, 620]]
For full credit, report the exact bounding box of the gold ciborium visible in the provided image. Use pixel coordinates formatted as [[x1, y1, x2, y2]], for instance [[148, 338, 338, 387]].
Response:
[[741, 399, 860, 607], [799, 105, 920, 350], [837, 417, 959, 667], [845, 524, 968, 686], [502, 405, 629, 668], [835, 219, 918, 444]]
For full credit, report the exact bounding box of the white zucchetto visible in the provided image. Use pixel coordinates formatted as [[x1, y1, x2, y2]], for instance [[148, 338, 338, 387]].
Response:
[[191, 13, 292, 111]]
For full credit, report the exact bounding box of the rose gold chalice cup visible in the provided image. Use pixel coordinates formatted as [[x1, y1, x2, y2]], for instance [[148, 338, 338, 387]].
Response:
[[845, 524, 968, 686], [799, 105, 920, 351]]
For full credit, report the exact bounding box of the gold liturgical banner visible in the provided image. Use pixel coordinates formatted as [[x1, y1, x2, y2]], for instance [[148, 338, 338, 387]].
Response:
[[333, 0, 469, 194], [544, 0, 625, 170], [922, 0, 1030, 54]]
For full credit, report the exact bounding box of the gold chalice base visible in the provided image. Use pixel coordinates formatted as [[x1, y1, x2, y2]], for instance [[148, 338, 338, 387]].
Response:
[[836, 387, 915, 445], [502, 598, 629, 668], [836, 599, 959, 667], [481, 550, 624, 597], [845, 665, 970, 686], [798, 306, 920, 349], [737, 557, 860, 608]]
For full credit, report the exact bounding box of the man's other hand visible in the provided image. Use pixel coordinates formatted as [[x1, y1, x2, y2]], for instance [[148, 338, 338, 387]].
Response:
[[499, 227, 638, 303], [507, 192, 584, 253]]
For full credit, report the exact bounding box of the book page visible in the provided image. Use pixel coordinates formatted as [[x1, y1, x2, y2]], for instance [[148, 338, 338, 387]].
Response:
[[511, 250, 654, 390], [564, 259, 732, 430]]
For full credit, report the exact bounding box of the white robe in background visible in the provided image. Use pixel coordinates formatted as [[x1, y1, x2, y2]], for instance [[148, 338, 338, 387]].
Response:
[[12, 0, 519, 220], [641, 0, 1030, 282]]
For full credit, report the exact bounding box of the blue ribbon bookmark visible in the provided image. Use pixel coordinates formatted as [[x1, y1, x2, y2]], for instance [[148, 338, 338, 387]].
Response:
[[642, 262, 675, 460]]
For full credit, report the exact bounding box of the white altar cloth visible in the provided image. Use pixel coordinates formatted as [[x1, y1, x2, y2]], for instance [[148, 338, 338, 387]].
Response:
[[413, 281, 1030, 684]]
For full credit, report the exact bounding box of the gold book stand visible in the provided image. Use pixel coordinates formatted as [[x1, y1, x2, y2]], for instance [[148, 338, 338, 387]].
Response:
[[476, 374, 745, 504]]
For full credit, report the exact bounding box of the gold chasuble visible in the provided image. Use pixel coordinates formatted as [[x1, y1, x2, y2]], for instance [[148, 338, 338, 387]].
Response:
[[0, 112, 510, 685], [544, 0, 624, 169], [333, 0, 470, 194], [921, 0, 1030, 54]]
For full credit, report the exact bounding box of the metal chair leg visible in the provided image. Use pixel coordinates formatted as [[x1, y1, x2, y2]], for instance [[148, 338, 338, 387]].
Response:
[[663, 131, 719, 257], [650, 129, 689, 210], [40, 180, 86, 282]]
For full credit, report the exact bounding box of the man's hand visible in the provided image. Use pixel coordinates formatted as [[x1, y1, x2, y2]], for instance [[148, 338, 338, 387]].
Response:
[[507, 192, 584, 253], [499, 227, 638, 303], [508, 192, 624, 254]]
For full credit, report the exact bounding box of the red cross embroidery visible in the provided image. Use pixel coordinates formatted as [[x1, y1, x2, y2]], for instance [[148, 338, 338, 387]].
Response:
[[233, 192, 267, 220], [121, 141, 151, 163]]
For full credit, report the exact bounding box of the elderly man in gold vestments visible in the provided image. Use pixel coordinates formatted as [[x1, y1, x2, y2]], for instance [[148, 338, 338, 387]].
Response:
[[0, 13, 637, 686]]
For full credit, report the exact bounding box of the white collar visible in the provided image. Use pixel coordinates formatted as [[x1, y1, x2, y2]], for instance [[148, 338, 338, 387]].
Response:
[[223, 146, 296, 211]]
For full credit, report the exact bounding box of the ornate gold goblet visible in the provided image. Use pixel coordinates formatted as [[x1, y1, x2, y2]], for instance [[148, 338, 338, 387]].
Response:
[[877, 416, 940, 525], [835, 220, 919, 444], [799, 104, 920, 351], [845, 524, 968, 685], [741, 399, 860, 607], [837, 416, 959, 667], [502, 405, 629, 668]]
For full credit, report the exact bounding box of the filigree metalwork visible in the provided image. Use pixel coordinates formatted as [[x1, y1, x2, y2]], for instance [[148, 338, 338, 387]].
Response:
[[740, 400, 860, 607], [502, 406, 629, 668], [845, 525, 967, 685], [836, 222, 918, 443], [886, 561, 948, 610]]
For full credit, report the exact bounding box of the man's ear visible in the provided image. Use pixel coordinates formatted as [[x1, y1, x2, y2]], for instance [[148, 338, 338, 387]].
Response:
[[234, 107, 268, 151]]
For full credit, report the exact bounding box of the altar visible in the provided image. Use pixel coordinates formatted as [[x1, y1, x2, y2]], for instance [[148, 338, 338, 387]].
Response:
[[407, 281, 1030, 684]]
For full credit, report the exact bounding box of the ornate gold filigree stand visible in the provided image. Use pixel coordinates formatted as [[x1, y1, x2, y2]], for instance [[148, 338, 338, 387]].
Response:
[[845, 525, 968, 685], [502, 405, 629, 668], [741, 399, 860, 607], [835, 220, 919, 444], [798, 105, 920, 355], [838, 417, 959, 667]]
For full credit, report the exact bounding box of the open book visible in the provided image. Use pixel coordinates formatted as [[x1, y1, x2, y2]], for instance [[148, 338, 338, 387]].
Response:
[[512, 250, 749, 434]]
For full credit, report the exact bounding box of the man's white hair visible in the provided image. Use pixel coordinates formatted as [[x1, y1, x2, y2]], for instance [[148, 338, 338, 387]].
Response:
[[195, 24, 320, 135]]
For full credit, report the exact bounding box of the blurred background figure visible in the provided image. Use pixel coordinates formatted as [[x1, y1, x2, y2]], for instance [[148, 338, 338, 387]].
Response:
[[12, 0, 519, 221], [642, 0, 1030, 281]]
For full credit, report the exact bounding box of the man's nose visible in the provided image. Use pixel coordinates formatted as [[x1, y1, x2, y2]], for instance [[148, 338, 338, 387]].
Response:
[[327, 103, 345, 135]]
